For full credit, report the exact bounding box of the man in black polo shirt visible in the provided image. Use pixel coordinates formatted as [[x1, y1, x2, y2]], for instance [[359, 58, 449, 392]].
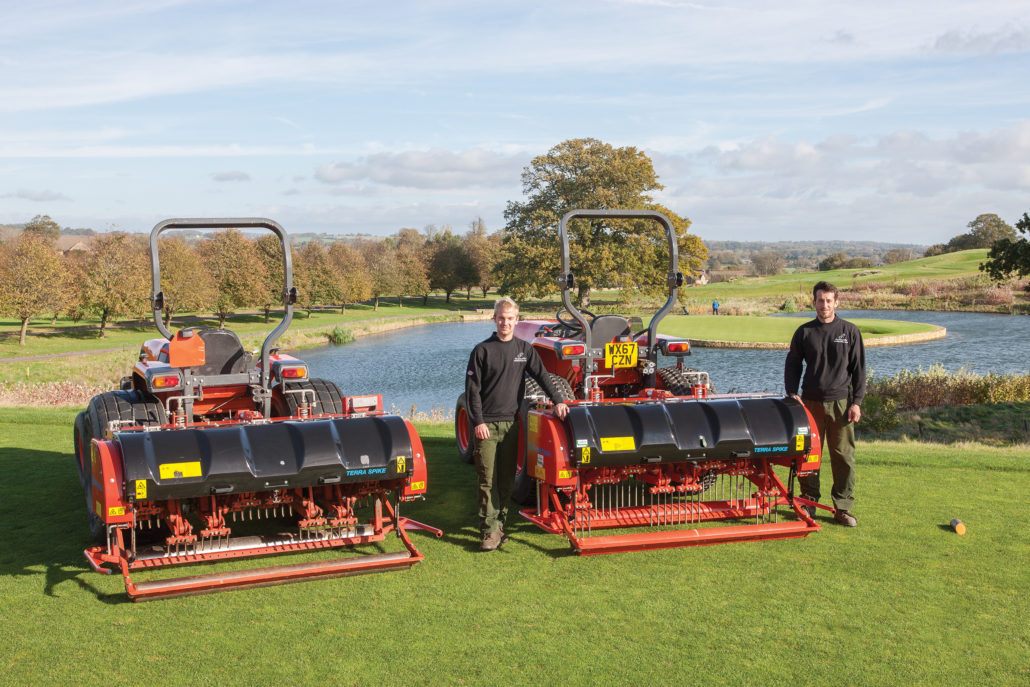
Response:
[[784, 281, 865, 527], [466, 297, 569, 551]]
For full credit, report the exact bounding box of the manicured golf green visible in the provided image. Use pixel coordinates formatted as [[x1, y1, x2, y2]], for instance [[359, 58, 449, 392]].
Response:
[[660, 314, 939, 345], [1, 410, 1026, 685]]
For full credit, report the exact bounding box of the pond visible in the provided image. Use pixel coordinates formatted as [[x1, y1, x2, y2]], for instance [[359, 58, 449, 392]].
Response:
[[298, 311, 1030, 415]]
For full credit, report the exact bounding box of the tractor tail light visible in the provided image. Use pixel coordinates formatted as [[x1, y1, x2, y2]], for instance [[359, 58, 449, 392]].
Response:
[[150, 374, 182, 390], [560, 344, 586, 358], [277, 365, 308, 380], [666, 342, 690, 353]]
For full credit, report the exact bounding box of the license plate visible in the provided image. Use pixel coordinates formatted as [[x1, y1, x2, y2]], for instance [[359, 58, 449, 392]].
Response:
[[604, 342, 638, 369]]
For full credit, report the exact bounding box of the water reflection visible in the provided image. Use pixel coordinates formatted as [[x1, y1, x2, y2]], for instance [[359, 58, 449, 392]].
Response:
[[298, 311, 1030, 415]]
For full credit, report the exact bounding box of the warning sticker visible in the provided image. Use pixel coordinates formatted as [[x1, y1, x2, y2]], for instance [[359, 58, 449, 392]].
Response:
[[158, 461, 202, 479], [581, 447, 591, 464], [795, 435, 805, 451], [396, 455, 406, 472], [410, 481, 425, 491], [108, 506, 125, 517], [558, 470, 574, 479], [135, 480, 147, 500], [600, 436, 636, 452]]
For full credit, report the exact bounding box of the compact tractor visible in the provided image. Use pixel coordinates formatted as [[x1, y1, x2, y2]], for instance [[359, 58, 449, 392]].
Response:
[[74, 218, 438, 600], [456, 209, 823, 554]]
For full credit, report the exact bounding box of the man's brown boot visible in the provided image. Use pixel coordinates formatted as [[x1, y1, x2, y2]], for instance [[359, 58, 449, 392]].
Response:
[[480, 529, 503, 551]]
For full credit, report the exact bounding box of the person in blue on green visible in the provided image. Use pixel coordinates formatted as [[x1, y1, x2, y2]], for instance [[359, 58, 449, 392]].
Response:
[[712, 300, 719, 315], [784, 280, 865, 527]]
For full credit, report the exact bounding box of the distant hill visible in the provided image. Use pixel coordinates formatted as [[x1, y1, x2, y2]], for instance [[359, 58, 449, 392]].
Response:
[[702, 239, 928, 271]]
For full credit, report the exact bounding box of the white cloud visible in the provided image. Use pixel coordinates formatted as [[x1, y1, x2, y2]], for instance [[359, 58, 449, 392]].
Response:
[[315, 149, 526, 190], [1, 189, 70, 202], [211, 171, 251, 182]]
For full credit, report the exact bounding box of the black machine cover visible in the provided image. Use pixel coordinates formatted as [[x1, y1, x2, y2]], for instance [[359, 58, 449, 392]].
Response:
[[564, 396, 811, 467], [116, 415, 414, 501]]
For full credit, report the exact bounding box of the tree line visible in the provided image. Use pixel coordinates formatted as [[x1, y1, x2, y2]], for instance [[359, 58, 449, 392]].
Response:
[[0, 214, 502, 345]]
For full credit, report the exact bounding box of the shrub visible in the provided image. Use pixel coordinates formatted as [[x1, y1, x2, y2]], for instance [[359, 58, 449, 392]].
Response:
[[861, 393, 900, 433], [326, 326, 355, 345], [868, 365, 1030, 409]]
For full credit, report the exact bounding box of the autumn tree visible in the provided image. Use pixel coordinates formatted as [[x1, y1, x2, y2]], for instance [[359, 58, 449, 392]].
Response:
[[464, 217, 501, 297], [0, 233, 67, 344], [157, 236, 216, 329], [255, 234, 288, 323], [360, 239, 400, 310], [295, 241, 342, 316], [428, 228, 473, 302], [75, 232, 149, 337], [394, 229, 429, 307], [327, 241, 372, 312], [751, 250, 784, 276], [818, 252, 848, 271], [497, 138, 706, 306], [23, 214, 61, 242], [981, 212, 1030, 281], [199, 229, 269, 328], [883, 248, 913, 264]]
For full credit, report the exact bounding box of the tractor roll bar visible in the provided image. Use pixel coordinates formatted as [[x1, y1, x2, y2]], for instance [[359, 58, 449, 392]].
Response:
[[148, 218, 297, 393], [557, 209, 683, 385]]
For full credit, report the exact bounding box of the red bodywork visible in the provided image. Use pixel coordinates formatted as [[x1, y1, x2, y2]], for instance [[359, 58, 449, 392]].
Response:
[[84, 399, 439, 601], [519, 397, 822, 554]]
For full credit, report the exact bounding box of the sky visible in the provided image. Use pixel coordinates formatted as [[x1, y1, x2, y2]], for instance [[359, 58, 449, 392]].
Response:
[[1, 0, 1028, 245]]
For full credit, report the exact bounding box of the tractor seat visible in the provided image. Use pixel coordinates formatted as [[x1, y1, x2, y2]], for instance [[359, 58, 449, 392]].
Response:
[[191, 328, 252, 375], [590, 315, 632, 344]]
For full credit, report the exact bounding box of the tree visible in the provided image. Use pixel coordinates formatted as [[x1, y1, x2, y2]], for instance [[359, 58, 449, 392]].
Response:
[[23, 214, 61, 242], [883, 248, 913, 264], [497, 138, 706, 306], [464, 217, 502, 297], [199, 229, 269, 328], [751, 250, 784, 276], [255, 234, 288, 323], [75, 232, 149, 338], [394, 229, 429, 306], [428, 229, 472, 303], [952, 213, 1016, 251], [360, 239, 400, 310], [295, 241, 342, 316], [327, 242, 372, 312], [818, 252, 849, 271], [981, 212, 1030, 281], [157, 236, 216, 329], [0, 233, 67, 344]]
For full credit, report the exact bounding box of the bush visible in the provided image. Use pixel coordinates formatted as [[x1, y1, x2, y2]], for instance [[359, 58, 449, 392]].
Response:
[[868, 365, 1030, 409], [861, 394, 899, 433], [326, 326, 354, 345]]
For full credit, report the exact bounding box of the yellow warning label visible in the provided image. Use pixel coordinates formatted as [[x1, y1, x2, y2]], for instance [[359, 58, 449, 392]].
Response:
[[534, 464, 546, 480], [108, 506, 125, 517], [558, 470, 574, 479], [410, 480, 425, 491], [581, 446, 591, 463], [396, 455, 406, 472], [795, 435, 805, 451], [158, 461, 202, 479], [528, 413, 539, 434], [135, 480, 147, 500], [600, 436, 636, 452], [94, 500, 102, 516]]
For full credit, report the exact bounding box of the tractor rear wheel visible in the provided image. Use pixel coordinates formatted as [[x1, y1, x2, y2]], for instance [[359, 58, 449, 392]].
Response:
[[454, 393, 475, 464], [81, 391, 167, 544], [276, 378, 344, 416], [658, 366, 716, 396], [512, 373, 574, 506]]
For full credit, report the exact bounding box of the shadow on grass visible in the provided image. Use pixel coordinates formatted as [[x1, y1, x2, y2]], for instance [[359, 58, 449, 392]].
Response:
[[0, 447, 118, 601]]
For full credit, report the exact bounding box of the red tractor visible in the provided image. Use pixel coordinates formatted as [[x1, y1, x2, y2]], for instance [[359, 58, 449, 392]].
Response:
[[74, 218, 438, 600], [456, 209, 823, 554]]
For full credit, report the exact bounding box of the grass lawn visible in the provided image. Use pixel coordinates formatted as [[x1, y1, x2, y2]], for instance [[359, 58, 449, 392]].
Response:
[[1, 411, 1027, 686], [686, 249, 989, 300], [660, 314, 937, 344], [0, 296, 496, 360]]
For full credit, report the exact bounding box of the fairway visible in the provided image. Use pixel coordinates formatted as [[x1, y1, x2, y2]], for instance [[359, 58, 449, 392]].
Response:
[[1, 409, 1026, 686], [660, 314, 940, 346]]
